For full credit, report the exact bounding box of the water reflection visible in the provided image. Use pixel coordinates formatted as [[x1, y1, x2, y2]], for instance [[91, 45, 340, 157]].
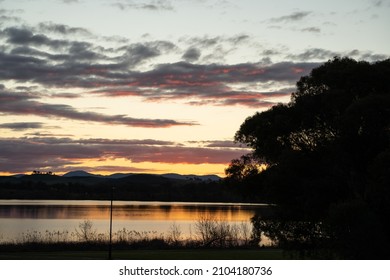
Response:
[[0, 200, 269, 242], [0, 200, 264, 221], [0, 205, 108, 220]]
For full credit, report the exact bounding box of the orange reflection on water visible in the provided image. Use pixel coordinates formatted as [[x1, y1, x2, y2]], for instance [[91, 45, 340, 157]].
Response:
[[0, 201, 262, 222], [112, 204, 254, 222]]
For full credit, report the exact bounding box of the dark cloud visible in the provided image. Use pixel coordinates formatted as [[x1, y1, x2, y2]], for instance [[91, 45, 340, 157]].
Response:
[[67, 41, 106, 61], [76, 138, 176, 146], [10, 46, 56, 59], [262, 49, 280, 56], [227, 34, 250, 44], [270, 11, 312, 23], [183, 34, 250, 48], [301, 27, 321, 33], [25, 132, 74, 137], [91, 61, 314, 107], [2, 27, 68, 49], [118, 41, 176, 65], [189, 36, 220, 47], [0, 137, 247, 173], [182, 47, 201, 62], [0, 27, 177, 88], [356, 51, 389, 61], [142, 61, 316, 85], [0, 122, 45, 131], [288, 48, 388, 62], [289, 48, 338, 61], [178, 34, 251, 63], [188, 140, 248, 148], [0, 28, 205, 78], [113, 0, 174, 11], [0, 138, 96, 173], [181, 34, 248, 49], [0, 24, 316, 108], [38, 22, 91, 36], [0, 88, 196, 127], [60, 165, 157, 174], [52, 92, 81, 98], [1, 27, 115, 63]]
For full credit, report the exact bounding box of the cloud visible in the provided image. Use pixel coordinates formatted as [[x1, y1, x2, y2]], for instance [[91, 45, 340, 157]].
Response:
[[25, 132, 74, 137], [113, 0, 174, 11], [188, 140, 246, 148], [90, 61, 314, 107], [0, 122, 45, 131], [139, 61, 313, 88], [288, 48, 389, 62], [289, 48, 339, 61], [38, 22, 91, 36], [371, 0, 386, 7], [0, 33, 176, 88], [118, 41, 176, 65], [2, 27, 68, 49], [182, 47, 201, 62], [61, 0, 80, 3], [60, 165, 158, 174], [0, 25, 177, 77], [0, 137, 248, 173], [0, 88, 196, 127], [0, 24, 317, 108], [184, 35, 220, 47], [301, 27, 321, 33], [356, 51, 389, 61], [182, 34, 250, 49], [76, 138, 176, 146], [0, 9, 22, 23], [269, 11, 312, 23], [227, 34, 250, 44], [179, 34, 251, 62]]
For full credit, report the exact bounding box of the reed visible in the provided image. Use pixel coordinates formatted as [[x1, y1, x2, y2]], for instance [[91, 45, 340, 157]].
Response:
[[0, 219, 260, 250]]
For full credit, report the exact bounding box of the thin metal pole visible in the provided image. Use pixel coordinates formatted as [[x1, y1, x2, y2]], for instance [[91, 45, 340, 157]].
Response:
[[109, 186, 113, 260]]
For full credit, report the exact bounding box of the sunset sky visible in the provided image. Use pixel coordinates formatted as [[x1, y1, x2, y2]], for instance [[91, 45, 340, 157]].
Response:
[[0, 0, 389, 176]]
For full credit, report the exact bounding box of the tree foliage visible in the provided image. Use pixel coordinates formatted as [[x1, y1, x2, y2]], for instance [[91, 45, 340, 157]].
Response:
[[228, 57, 390, 258]]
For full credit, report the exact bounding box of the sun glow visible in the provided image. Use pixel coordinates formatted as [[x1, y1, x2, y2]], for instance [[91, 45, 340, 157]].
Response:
[[63, 158, 228, 177]]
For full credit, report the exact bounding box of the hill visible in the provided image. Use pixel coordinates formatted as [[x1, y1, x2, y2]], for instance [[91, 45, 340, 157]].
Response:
[[63, 170, 102, 178], [0, 171, 241, 202], [61, 170, 221, 182]]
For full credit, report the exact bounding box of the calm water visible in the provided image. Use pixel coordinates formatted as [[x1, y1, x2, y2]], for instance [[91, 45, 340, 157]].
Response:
[[0, 200, 268, 242]]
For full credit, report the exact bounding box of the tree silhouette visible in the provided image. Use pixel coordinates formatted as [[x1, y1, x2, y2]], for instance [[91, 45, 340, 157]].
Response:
[[228, 57, 390, 258]]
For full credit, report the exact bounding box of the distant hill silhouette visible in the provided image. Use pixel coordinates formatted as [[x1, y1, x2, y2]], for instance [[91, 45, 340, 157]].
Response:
[[61, 170, 221, 182], [0, 171, 231, 202], [162, 173, 221, 182], [63, 170, 101, 178]]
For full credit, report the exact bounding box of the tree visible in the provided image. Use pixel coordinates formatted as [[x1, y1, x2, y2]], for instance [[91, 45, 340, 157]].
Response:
[[229, 57, 390, 258], [225, 153, 263, 181], [75, 220, 97, 242]]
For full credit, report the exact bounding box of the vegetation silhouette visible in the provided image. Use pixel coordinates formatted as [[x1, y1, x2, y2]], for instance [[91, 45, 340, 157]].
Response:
[[0, 218, 259, 260], [226, 57, 390, 259], [0, 174, 245, 202]]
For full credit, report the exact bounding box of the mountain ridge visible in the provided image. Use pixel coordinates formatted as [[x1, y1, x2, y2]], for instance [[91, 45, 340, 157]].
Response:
[[61, 170, 221, 181]]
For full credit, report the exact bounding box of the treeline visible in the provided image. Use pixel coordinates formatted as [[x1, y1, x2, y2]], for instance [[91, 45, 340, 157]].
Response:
[[0, 174, 248, 202]]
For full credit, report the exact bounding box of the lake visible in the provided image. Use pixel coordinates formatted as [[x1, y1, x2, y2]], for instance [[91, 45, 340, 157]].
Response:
[[0, 200, 269, 243]]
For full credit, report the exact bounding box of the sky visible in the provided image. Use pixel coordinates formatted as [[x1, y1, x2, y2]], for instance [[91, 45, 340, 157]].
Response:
[[0, 0, 389, 176]]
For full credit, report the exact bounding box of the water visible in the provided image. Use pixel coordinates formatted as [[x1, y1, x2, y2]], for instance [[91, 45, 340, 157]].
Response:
[[0, 200, 268, 242]]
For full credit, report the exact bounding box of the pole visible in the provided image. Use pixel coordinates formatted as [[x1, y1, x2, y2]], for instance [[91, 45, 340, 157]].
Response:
[[108, 186, 113, 260]]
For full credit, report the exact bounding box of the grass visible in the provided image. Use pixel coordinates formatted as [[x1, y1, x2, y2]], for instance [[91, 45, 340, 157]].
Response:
[[0, 248, 285, 260], [0, 219, 286, 260]]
